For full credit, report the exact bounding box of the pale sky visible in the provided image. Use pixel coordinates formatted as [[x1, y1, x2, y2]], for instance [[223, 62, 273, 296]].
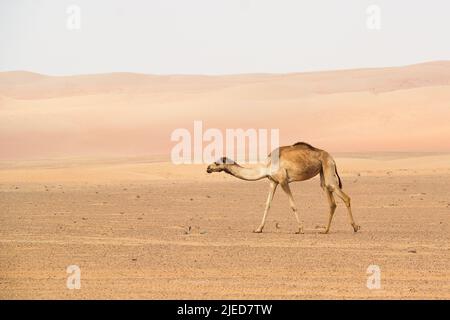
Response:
[[1, 0, 449, 75]]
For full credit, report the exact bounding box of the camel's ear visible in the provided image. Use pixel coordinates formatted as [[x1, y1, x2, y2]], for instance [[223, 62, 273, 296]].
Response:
[[221, 157, 235, 164], [216, 157, 233, 164]]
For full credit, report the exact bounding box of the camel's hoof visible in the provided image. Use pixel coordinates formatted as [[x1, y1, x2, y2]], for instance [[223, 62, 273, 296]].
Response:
[[253, 229, 263, 234], [319, 229, 329, 234], [353, 225, 361, 233], [295, 228, 304, 234]]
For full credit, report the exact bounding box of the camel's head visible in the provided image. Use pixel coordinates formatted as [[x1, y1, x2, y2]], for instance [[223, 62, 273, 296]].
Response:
[[206, 157, 236, 173]]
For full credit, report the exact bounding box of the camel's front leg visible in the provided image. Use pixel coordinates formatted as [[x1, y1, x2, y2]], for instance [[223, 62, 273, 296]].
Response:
[[280, 182, 304, 234], [254, 181, 278, 233]]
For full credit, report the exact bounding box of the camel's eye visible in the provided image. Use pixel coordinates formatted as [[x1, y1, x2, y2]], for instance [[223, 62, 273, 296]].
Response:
[[221, 157, 230, 164]]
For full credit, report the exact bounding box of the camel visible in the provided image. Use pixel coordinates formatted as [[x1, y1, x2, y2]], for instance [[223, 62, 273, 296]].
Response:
[[206, 142, 360, 234]]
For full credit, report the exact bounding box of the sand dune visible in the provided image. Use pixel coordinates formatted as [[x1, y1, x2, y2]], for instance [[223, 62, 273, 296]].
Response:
[[1, 61, 450, 99], [1, 61, 450, 160]]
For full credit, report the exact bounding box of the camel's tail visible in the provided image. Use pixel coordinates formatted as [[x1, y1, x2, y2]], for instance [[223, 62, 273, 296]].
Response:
[[335, 165, 343, 189]]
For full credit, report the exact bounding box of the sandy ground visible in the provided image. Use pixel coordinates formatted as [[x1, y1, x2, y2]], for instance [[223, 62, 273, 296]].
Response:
[[1, 155, 449, 299]]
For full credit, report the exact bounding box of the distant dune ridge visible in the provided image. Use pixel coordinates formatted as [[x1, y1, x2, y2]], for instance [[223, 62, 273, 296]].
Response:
[[1, 61, 450, 160]]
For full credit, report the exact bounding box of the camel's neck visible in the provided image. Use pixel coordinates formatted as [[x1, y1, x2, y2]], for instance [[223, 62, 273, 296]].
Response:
[[225, 164, 268, 181]]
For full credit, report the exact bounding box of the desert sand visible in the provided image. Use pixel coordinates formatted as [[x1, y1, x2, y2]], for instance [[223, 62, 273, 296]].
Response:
[[0, 62, 449, 299], [0, 155, 449, 299]]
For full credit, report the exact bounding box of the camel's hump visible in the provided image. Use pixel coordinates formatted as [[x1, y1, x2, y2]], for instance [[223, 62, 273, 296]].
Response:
[[292, 142, 319, 150]]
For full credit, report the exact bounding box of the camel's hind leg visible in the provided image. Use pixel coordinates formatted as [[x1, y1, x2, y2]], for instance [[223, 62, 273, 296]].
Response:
[[333, 187, 360, 232], [319, 189, 337, 234], [280, 182, 304, 234], [321, 156, 360, 233], [254, 180, 278, 233]]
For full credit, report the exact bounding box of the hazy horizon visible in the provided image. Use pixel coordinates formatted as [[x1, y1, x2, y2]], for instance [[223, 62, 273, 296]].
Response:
[[2, 59, 450, 77]]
